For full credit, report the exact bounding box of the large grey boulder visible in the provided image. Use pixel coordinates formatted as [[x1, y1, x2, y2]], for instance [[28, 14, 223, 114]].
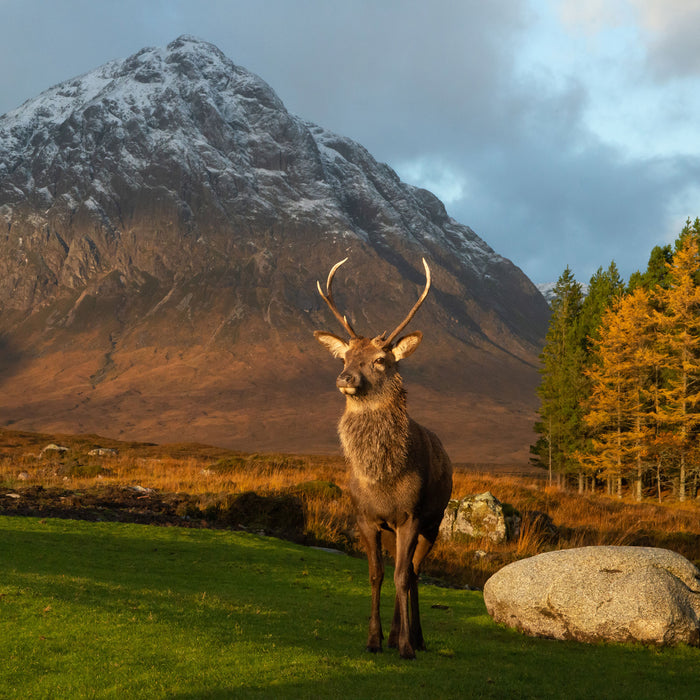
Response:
[[483, 546, 700, 646], [439, 491, 517, 543]]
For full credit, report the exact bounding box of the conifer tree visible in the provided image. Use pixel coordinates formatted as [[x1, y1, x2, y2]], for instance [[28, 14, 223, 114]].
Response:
[[628, 245, 673, 291], [579, 261, 625, 353], [654, 231, 700, 500], [573, 262, 625, 493], [581, 288, 654, 499], [636, 300, 668, 502], [534, 268, 586, 486]]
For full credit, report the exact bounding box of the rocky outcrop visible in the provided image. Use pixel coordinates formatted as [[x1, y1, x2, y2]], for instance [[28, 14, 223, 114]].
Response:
[[483, 546, 700, 646], [88, 448, 118, 457], [439, 491, 518, 543]]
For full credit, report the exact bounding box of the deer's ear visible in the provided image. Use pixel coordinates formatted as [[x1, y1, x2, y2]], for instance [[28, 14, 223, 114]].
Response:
[[391, 331, 423, 361], [314, 331, 349, 359]]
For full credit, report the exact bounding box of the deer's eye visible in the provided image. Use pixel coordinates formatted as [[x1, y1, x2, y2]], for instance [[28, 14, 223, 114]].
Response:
[[373, 357, 387, 368]]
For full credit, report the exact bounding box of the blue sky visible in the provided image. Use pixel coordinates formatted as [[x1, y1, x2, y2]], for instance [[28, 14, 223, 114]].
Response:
[[1, 0, 699, 285]]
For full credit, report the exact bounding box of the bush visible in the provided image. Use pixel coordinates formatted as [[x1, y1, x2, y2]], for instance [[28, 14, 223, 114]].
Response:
[[218, 491, 305, 540], [64, 463, 108, 479]]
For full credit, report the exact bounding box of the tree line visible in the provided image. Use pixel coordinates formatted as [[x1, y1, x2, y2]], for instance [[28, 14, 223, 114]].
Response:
[[533, 218, 700, 501]]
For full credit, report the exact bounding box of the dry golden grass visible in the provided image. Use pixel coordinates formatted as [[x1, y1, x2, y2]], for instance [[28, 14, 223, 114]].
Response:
[[2, 428, 699, 589]]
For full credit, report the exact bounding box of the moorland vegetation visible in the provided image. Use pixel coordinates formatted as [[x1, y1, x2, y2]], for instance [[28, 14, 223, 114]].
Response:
[[2, 429, 699, 589]]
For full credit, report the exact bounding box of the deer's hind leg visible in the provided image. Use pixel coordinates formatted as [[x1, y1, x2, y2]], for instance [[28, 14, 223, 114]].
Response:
[[408, 534, 434, 651], [391, 518, 422, 659], [388, 531, 433, 651]]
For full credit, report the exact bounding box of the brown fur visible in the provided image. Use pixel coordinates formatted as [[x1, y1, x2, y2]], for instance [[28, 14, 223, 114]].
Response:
[[315, 307, 453, 659]]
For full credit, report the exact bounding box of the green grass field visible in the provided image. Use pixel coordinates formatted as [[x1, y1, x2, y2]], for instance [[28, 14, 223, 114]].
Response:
[[1, 515, 699, 699]]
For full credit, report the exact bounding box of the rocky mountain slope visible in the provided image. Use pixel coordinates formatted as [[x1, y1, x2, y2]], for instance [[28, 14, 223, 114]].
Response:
[[0, 36, 550, 463]]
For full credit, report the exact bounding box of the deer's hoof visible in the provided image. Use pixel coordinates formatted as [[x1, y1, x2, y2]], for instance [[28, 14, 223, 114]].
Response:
[[399, 644, 416, 659], [366, 644, 383, 654]]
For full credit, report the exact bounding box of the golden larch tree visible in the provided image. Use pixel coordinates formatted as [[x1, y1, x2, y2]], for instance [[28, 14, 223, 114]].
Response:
[[580, 287, 655, 499], [654, 232, 700, 501]]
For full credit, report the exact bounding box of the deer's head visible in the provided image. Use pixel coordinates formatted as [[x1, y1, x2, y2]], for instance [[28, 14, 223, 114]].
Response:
[[314, 258, 431, 400]]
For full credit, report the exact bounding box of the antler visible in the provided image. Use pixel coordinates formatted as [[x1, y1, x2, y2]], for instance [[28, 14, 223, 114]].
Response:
[[316, 258, 358, 338], [384, 258, 431, 347]]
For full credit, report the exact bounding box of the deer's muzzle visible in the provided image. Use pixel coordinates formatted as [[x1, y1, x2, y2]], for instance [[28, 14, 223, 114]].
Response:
[[336, 371, 362, 396]]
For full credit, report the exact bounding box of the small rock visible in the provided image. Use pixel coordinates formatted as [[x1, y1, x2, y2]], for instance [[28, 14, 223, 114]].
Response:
[[88, 448, 118, 457], [17, 471, 30, 481], [41, 444, 69, 456]]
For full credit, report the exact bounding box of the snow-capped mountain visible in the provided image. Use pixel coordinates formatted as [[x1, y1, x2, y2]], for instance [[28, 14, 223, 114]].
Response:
[[0, 36, 550, 462]]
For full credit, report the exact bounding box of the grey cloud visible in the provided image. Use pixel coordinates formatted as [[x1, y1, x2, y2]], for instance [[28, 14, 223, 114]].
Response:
[[450, 144, 697, 284], [628, 1, 700, 82], [646, 18, 700, 81]]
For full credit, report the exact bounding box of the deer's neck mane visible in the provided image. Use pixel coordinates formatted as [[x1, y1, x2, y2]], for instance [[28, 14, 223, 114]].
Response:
[[338, 375, 409, 481]]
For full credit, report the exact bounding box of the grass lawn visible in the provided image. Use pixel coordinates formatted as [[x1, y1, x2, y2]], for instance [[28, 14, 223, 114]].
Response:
[[1, 515, 698, 699]]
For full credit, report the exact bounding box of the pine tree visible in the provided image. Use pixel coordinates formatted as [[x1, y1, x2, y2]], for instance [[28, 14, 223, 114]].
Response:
[[570, 262, 625, 494], [579, 261, 625, 353], [534, 268, 586, 486], [628, 245, 673, 291]]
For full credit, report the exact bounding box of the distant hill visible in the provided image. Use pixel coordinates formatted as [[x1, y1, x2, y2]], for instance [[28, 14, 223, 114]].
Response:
[[0, 36, 550, 463]]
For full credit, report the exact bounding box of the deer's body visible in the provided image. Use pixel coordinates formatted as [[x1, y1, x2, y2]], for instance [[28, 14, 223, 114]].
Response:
[[314, 260, 453, 659], [340, 380, 451, 537]]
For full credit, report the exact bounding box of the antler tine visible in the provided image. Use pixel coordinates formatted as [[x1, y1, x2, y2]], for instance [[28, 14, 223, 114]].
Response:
[[384, 258, 431, 347], [316, 258, 358, 338]]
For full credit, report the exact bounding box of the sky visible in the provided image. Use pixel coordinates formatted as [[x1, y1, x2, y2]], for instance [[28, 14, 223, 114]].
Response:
[[1, 0, 699, 285]]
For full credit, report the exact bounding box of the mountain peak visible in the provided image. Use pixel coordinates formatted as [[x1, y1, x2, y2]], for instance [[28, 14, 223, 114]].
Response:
[[0, 37, 549, 462], [167, 33, 219, 49], [163, 34, 234, 64]]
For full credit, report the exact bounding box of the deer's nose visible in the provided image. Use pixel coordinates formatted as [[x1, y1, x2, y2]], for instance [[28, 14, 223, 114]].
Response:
[[336, 370, 364, 396], [336, 371, 359, 389]]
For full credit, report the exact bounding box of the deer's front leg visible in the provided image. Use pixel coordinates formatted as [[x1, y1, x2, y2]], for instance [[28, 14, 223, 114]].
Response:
[[357, 519, 384, 653], [393, 517, 420, 659]]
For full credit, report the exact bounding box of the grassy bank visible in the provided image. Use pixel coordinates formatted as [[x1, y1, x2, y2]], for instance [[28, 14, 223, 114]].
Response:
[[1, 515, 699, 699]]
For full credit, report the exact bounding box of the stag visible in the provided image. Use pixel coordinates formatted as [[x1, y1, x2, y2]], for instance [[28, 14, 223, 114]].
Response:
[[314, 257, 453, 659]]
